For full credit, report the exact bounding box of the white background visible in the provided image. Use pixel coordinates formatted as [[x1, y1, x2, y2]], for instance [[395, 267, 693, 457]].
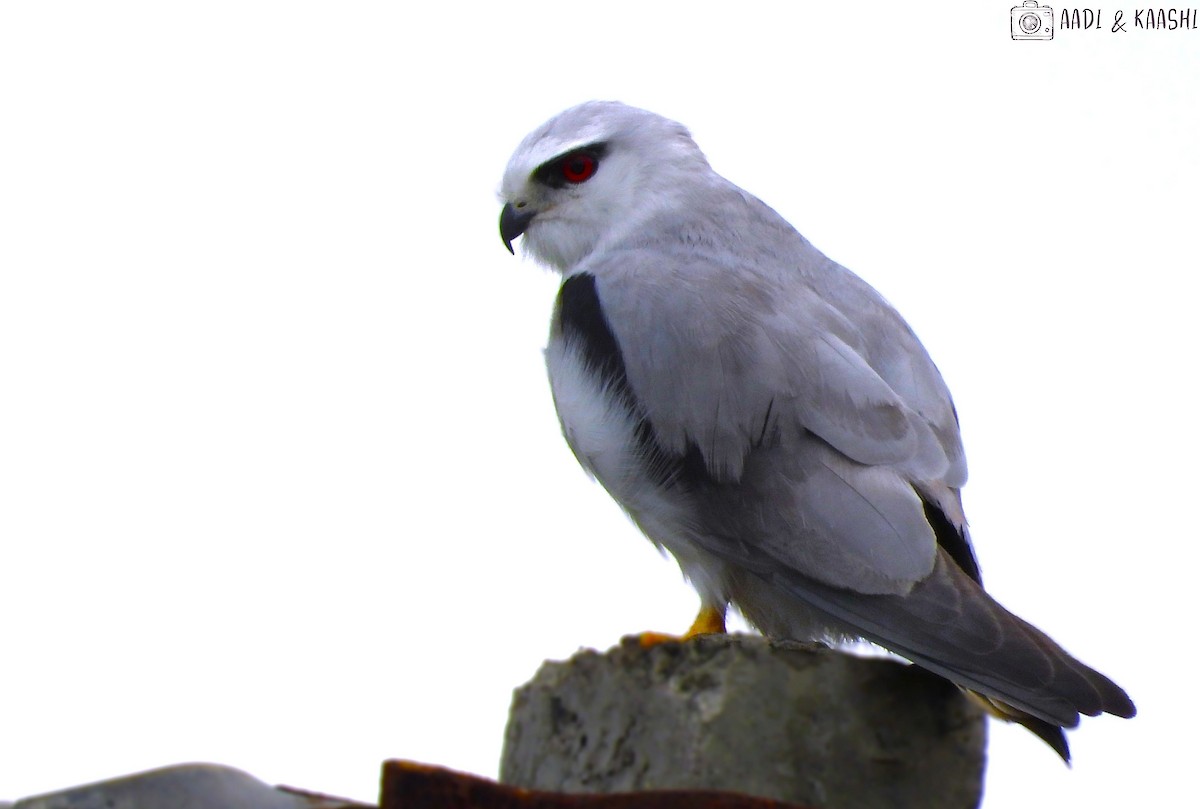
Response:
[[2, 3, 1195, 806]]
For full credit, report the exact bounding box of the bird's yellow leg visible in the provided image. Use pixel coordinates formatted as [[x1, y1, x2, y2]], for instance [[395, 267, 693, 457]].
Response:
[[637, 603, 727, 648], [685, 603, 728, 637]]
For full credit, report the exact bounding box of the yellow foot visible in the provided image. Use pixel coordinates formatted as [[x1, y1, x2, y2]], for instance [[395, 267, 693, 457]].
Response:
[[637, 604, 728, 648]]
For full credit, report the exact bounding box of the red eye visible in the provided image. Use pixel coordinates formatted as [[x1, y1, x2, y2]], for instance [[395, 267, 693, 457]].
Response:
[[561, 152, 598, 184]]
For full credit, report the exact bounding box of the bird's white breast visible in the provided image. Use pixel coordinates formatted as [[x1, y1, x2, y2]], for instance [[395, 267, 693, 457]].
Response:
[[544, 333, 731, 604], [545, 336, 645, 496]]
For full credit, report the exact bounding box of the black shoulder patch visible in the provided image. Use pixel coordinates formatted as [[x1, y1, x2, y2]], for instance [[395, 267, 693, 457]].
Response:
[[555, 273, 710, 490], [921, 496, 982, 585], [558, 273, 624, 387]]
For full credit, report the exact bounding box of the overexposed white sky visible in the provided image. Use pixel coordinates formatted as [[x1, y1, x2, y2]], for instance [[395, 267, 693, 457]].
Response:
[[2, 3, 1195, 806]]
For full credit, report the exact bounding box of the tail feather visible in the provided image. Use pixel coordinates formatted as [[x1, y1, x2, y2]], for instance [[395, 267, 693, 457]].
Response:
[[755, 548, 1136, 733]]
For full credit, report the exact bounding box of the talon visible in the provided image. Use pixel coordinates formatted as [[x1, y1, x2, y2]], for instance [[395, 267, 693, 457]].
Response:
[[636, 631, 680, 648]]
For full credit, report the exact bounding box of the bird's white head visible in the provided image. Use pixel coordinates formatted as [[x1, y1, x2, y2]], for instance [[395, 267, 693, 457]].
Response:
[[498, 101, 710, 271]]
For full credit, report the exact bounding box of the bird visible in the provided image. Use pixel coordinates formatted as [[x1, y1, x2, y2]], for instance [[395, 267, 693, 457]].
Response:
[[497, 101, 1134, 761]]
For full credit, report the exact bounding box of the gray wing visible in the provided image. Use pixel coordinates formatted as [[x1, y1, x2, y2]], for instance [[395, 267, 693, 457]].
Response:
[[592, 212, 965, 489], [587, 201, 966, 592]]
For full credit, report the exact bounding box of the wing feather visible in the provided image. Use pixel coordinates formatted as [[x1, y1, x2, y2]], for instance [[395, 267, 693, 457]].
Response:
[[589, 241, 956, 484]]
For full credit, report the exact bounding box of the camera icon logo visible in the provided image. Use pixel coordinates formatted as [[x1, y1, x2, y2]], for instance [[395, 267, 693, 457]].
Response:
[[1011, 1, 1054, 39]]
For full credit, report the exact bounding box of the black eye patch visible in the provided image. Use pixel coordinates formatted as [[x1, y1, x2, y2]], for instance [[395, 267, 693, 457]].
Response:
[[533, 142, 610, 189]]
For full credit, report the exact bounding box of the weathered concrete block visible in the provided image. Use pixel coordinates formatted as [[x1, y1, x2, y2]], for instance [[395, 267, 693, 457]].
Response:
[[501, 634, 985, 809]]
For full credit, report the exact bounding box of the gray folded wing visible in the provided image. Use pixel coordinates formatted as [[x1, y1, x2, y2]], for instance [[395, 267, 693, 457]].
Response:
[[586, 199, 969, 592], [590, 194, 965, 490]]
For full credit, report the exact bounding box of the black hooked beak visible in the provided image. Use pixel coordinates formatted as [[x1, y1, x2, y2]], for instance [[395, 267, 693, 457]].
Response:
[[499, 202, 536, 255]]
